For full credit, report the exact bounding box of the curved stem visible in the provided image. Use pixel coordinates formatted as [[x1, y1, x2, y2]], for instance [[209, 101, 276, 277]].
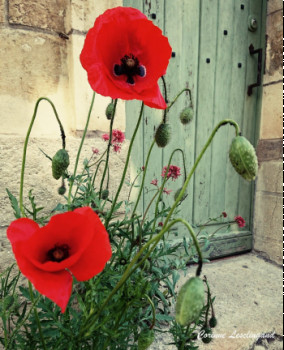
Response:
[[162, 119, 240, 230], [166, 88, 193, 111], [19, 97, 66, 216], [68, 92, 96, 207], [91, 160, 106, 188], [99, 99, 118, 197], [105, 102, 144, 228], [145, 294, 156, 329]]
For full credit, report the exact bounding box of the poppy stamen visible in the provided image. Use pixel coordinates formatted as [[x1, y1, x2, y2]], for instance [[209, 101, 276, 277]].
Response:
[[114, 54, 146, 85], [47, 244, 70, 262]]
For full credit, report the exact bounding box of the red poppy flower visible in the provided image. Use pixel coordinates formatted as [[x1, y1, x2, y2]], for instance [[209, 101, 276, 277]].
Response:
[[7, 207, 112, 312], [80, 7, 172, 109], [234, 215, 246, 228]]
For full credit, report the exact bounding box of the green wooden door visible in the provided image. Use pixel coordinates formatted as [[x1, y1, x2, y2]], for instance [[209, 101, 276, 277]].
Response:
[[124, 0, 266, 258]]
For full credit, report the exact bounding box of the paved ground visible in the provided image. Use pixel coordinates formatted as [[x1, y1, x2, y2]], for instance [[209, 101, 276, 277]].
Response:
[[150, 253, 283, 350]]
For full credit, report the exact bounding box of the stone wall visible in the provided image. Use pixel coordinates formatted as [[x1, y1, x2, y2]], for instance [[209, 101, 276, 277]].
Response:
[[253, 0, 282, 265]]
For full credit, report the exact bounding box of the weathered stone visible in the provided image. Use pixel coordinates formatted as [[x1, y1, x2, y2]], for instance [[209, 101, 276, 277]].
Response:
[[267, 0, 282, 15], [256, 139, 282, 162], [253, 192, 282, 265], [256, 160, 282, 194], [0, 0, 5, 24], [8, 0, 68, 32], [71, 0, 122, 32], [264, 10, 283, 84], [260, 83, 282, 139]]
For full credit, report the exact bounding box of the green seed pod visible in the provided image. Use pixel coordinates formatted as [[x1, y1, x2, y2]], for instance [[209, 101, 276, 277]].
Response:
[[105, 102, 115, 120], [229, 136, 258, 181], [52, 149, 70, 180], [175, 277, 204, 326], [201, 327, 213, 344], [58, 185, 66, 195], [180, 107, 193, 125], [101, 189, 109, 200], [138, 329, 155, 350], [155, 123, 171, 148], [174, 187, 187, 202], [209, 316, 217, 328]]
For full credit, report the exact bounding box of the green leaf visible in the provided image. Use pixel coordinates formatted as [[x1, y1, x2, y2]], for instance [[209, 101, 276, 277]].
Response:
[[6, 189, 21, 218]]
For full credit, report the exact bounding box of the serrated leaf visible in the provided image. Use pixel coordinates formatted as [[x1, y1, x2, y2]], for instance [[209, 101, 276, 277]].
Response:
[[6, 189, 21, 218]]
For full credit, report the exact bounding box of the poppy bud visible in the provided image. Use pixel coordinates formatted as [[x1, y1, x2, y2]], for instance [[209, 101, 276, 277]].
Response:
[[201, 327, 213, 344], [209, 316, 217, 328], [52, 149, 70, 180], [229, 136, 258, 181], [105, 102, 115, 120], [180, 107, 193, 125], [101, 189, 109, 200], [138, 329, 155, 350], [155, 123, 171, 148], [58, 185, 66, 196], [174, 188, 187, 202], [175, 277, 204, 326]]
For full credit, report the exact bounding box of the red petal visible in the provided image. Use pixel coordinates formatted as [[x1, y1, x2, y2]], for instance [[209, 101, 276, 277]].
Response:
[[7, 218, 39, 245]]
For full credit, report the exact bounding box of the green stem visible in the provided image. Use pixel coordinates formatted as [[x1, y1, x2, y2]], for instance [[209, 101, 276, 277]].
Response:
[[162, 119, 240, 230], [28, 282, 47, 350], [166, 88, 193, 111], [105, 102, 144, 228], [19, 97, 66, 216], [99, 99, 118, 197], [180, 324, 190, 350], [68, 92, 96, 206], [141, 190, 159, 226], [130, 139, 155, 220], [127, 169, 143, 203], [145, 294, 156, 329]]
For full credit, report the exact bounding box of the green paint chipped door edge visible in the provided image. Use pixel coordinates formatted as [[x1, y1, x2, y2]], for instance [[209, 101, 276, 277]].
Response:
[[123, 0, 267, 259]]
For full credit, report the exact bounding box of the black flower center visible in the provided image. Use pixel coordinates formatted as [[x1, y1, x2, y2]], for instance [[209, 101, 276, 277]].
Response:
[[47, 244, 70, 262], [114, 54, 146, 85]]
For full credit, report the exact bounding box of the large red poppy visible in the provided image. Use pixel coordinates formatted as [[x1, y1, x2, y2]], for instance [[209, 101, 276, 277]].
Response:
[[80, 7, 172, 109], [7, 207, 112, 312]]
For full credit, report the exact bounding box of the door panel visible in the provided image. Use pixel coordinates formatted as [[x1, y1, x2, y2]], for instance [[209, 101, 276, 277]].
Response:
[[124, 0, 266, 258]]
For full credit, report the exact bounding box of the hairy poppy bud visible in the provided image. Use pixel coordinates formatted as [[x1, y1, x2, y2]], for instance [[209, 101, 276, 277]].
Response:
[[229, 136, 258, 181], [209, 316, 217, 328], [52, 149, 70, 180], [180, 107, 193, 125], [201, 327, 213, 344], [101, 189, 109, 200], [155, 123, 171, 148], [138, 329, 155, 350], [175, 277, 204, 326], [105, 102, 115, 120], [174, 188, 187, 202], [58, 185, 66, 195]]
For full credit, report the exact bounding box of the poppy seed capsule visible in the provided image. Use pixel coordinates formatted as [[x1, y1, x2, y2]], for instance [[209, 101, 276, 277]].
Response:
[[52, 149, 70, 180], [180, 107, 193, 125], [101, 189, 109, 200], [201, 327, 213, 344], [105, 102, 115, 120], [155, 123, 171, 147], [175, 277, 204, 326], [209, 316, 217, 328], [229, 136, 258, 181], [58, 186, 66, 196], [138, 329, 155, 350]]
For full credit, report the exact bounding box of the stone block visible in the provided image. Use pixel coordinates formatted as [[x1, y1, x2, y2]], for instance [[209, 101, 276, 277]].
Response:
[[0, 0, 5, 24], [71, 0, 122, 32], [256, 160, 282, 194], [260, 83, 282, 139], [253, 192, 282, 265], [264, 10, 282, 84], [267, 0, 282, 15], [8, 0, 68, 32]]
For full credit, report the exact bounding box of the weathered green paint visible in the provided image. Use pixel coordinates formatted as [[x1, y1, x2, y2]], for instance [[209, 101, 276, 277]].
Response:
[[124, 0, 266, 258]]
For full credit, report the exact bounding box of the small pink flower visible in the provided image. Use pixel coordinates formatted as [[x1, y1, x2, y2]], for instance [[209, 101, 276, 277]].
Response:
[[102, 133, 110, 141], [235, 216, 245, 228], [158, 222, 163, 227], [151, 179, 158, 186], [92, 148, 99, 154], [162, 165, 181, 180], [141, 166, 145, 171], [113, 144, 121, 153], [163, 188, 172, 195], [222, 212, 227, 218], [112, 129, 125, 144]]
